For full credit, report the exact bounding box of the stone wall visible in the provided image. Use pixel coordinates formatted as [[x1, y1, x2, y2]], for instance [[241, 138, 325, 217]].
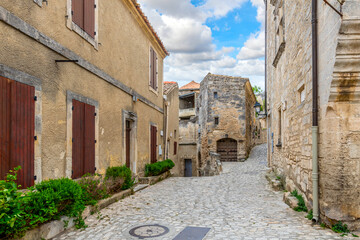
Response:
[[266, 0, 360, 229]]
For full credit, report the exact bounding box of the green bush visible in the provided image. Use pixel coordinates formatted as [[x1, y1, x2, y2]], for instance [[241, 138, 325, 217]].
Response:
[[78, 173, 109, 206], [0, 166, 29, 239], [105, 165, 134, 190], [26, 178, 87, 229], [0, 167, 88, 239], [332, 221, 350, 234], [145, 159, 175, 177]]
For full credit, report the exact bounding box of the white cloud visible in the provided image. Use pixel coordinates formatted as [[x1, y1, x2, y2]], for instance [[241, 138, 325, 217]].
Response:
[[137, 0, 265, 89]]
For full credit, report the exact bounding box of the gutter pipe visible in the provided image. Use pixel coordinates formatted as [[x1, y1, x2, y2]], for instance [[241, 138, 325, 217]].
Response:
[[311, 0, 319, 223]]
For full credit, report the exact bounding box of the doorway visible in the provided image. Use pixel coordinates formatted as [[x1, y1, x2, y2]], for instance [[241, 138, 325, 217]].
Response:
[[217, 138, 238, 162], [185, 159, 192, 177], [125, 120, 131, 168]]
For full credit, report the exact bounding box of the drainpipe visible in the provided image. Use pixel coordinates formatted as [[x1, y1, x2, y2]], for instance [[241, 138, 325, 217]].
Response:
[[311, 0, 319, 223], [264, 0, 270, 167], [164, 98, 170, 159]]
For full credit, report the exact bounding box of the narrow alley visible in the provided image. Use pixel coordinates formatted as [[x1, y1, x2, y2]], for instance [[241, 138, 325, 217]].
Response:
[[55, 145, 349, 240]]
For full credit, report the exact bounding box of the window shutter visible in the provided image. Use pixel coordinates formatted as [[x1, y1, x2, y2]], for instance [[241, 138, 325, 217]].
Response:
[[84, 0, 95, 37], [154, 52, 158, 90], [150, 48, 153, 88], [72, 99, 84, 179], [150, 126, 157, 163], [72, 0, 84, 29], [84, 104, 95, 175]]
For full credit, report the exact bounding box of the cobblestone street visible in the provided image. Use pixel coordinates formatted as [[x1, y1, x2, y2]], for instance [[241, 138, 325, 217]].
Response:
[[55, 144, 355, 240]]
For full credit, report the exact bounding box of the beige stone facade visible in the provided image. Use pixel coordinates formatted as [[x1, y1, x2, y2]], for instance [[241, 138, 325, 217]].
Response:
[[266, 0, 360, 229], [163, 82, 180, 176], [0, 0, 168, 183], [198, 73, 257, 168]]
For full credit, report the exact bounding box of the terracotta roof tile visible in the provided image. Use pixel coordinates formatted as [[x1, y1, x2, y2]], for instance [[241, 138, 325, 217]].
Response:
[[164, 82, 178, 94], [180, 81, 200, 90], [131, 0, 169, 56]]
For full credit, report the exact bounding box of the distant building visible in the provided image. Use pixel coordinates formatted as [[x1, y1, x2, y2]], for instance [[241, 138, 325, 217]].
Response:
[[197, 73, 257, 172], [178, 81, 200, 177]]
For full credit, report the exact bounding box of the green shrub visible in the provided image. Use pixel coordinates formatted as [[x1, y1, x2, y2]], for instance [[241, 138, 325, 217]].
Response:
[[105, 165, 134, 190], [78, 173, 109, 206], [0, 168, 88, 239], [0, 166, 29, 239], [145, 159, 175, 177], [290, 190, 308, 212], [26, 178, 87, 229], [306, 209, 313, 220]]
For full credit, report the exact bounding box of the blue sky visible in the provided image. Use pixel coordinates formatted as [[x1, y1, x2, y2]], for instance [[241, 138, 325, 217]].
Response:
[[138, 0, 265, 90]]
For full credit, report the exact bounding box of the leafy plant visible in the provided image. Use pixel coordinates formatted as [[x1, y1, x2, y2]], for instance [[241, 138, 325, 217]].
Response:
[[306, 210, 313, 220], [290, 190, 308, 212], [78, 173, 109, 205], [25, 178, 86, 229], [331, 221, 350, 234], [145, 159, 175, 177], [105, 165, 134, 191], [0, 166, 29, 239]]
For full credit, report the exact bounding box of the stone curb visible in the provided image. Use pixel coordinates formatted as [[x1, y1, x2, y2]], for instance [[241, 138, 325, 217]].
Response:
[[138, 171, 171, 185]]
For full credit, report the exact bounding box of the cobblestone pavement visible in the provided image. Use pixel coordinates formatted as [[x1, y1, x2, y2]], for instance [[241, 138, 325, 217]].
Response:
[[55, 144, 357, 240]]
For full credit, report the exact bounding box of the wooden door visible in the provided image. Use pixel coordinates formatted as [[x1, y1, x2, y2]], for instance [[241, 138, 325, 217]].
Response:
[[125, 120, 131, 168], [150, 125, 157, 163], [217, 138, 238, 162], [72, 99, 95, 179], [0, 76, 35, 188]]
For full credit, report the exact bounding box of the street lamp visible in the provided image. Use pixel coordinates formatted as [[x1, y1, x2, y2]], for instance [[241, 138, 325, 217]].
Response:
[[254, 102, 266, 117], [254, 102, 261, 114]]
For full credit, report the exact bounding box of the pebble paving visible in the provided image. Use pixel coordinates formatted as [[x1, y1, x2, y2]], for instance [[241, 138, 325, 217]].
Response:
[[55, 144, 357, 240]]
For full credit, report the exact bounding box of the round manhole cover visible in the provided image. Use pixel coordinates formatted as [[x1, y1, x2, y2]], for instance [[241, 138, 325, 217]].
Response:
[[129, 224, 170, 239]]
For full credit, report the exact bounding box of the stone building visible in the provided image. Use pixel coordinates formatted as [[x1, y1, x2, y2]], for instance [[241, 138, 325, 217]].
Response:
[[0, 0, 168, 187], [163, 82, 180, 176], [178, 81, 200, 177], [198, 73, 257, 168], [266, 0, 360, 229]]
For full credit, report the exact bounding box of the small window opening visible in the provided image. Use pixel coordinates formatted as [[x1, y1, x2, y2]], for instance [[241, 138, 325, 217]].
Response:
[[214, 92, 218, 99], [215, 117, 219, 125]]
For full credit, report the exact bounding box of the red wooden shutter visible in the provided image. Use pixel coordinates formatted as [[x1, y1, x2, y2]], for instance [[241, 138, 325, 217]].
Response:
[[0, 77, 11, 183], [84, 104, 95, 174], [72, 99, 95, 178], [72, 99, 84, 179], [0, 77, 35, 189], [72, 0, 84, 29], [150, 126, 157, 163], [84, 0, 95, 37]]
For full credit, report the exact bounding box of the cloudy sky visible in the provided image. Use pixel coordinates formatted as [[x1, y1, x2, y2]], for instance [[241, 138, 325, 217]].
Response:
[[138, 0, 265, 89]]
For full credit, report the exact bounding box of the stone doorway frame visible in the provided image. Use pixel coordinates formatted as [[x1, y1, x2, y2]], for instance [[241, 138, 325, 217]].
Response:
[[122, 110, 138, 174]]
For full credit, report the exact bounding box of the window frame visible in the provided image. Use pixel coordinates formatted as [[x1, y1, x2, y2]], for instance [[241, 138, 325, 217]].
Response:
[[66, 0, 99, 49], [149, 46, 159, 94]]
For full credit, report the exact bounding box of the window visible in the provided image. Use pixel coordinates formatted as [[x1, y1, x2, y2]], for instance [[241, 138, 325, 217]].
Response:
[[174, 130, 177, 138], [214, 92, 218, 99], [150, 125, 157, 163], [272, 0, 286, 67], [276, 108, 282, 147], [174, 141, 177, 155], [299, 86, 305, 103], [72, 0, 96, 38], [215, 117, 219, 125], [149, 47, 158, 91], [0, 76, 35, 188], [72, 99, 96, 179]]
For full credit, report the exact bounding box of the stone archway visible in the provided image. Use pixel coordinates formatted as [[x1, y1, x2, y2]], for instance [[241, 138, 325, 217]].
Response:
[[216, 138, 238, 162]]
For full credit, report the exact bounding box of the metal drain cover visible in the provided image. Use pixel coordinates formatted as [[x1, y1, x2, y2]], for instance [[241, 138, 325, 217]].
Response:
[[129, 224, 170, 239]]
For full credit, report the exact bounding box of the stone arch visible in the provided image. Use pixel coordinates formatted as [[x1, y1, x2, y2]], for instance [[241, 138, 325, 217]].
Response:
[[216, 138, 238, 162]]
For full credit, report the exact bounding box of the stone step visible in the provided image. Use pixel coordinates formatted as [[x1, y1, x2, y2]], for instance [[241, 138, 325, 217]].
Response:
[[133, 184, 149, 192]]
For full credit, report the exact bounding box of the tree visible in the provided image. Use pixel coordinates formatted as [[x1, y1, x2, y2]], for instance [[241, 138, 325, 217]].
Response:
[[252, 86, 263, 95]]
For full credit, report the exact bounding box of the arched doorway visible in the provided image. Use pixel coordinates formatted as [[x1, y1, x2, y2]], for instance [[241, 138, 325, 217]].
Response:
[[217, 138, 238, 162]]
